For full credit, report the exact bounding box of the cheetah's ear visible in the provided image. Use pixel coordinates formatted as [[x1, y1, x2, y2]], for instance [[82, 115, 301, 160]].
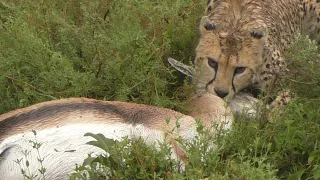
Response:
[[168, 57, 195, 79]]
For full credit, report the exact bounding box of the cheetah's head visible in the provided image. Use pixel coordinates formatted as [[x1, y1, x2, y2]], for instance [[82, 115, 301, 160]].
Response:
[[169, 16, 267, 101]]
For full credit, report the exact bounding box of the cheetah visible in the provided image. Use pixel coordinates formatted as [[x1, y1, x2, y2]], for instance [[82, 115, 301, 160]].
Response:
[[169, 0, 320, 109]]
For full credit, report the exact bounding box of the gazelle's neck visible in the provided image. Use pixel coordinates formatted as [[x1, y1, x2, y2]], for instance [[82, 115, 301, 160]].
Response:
[[187, 93, 233, 131]]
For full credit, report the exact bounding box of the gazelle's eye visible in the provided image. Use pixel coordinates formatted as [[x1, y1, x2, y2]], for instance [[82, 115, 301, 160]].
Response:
[[208, 57, 217, 69], [234, 67, 246, 75]]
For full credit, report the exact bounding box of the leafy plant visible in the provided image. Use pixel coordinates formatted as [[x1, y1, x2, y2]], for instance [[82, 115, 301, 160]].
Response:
[[2, 0, 320, 179], [15, 130, 47, 180], [69, 133, 182, 180], [0, 0, 203, 113]]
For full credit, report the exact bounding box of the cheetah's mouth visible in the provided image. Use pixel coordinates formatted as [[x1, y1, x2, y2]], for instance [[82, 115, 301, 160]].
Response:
[[239, 86, 261, 98]]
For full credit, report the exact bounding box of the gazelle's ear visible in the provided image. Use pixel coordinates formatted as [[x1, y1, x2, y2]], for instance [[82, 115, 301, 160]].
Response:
[[168, 57, 195, 78]]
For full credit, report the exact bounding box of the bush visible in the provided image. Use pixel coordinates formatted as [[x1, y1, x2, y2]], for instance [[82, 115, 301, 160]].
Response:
[[2, 1, 320, 179], [69, 126, 278, 180], [0, 0, 203, 113]]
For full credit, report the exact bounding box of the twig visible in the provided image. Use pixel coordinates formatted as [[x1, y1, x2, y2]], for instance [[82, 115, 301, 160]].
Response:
[[5, 76, 71, 95], [287, 78, 315, 85]]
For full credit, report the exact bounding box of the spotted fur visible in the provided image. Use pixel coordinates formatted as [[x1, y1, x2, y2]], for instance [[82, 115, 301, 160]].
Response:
[[195, 0, 320, 105]]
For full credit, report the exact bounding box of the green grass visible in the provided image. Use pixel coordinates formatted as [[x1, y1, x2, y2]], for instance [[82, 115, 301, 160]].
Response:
[[1, 0, 320, 179]]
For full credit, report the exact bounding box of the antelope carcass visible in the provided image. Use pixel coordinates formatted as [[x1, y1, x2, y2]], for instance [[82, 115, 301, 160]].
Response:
[[0, 93, 232, 179]]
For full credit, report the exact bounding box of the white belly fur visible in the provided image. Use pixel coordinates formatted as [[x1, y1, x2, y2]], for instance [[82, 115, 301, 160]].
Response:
[[0, 123, 197, 180]]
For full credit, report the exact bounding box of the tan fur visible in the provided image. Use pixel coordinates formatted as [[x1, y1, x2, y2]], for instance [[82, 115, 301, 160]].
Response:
[[196, 0, 320, 105], [0, 95, 233, 169], [187, 93, 230, 130], [0, 98, 188, 142]]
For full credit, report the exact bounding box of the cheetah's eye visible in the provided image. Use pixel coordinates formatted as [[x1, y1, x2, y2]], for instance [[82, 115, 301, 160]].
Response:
[[250, 31, 264, 39], [234, 67, 246, 75], [208, 57, 217, 69], [204, 23, 216, 31]]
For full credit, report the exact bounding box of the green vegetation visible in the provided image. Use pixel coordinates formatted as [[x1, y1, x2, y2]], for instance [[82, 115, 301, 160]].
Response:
[[0, 0, 201, 113], [1, 0, 320, 179]]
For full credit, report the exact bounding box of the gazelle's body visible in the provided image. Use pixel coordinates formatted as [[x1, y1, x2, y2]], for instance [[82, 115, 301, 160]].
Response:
[[0, 93, 232, 180]]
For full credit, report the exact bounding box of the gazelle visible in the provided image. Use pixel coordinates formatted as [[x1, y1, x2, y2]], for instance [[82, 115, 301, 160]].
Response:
[[0, 93, 233, 180]]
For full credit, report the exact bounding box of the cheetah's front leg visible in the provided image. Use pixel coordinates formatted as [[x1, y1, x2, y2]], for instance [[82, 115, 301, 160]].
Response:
[[269, 90, 292, 109], [260, 46, 292, 109]]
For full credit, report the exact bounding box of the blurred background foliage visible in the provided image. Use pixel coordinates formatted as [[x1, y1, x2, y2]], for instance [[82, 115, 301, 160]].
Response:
[[0, 0, 203, 113]]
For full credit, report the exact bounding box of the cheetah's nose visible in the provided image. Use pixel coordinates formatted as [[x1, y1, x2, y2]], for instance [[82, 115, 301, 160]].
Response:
[[214, 88, 229, 98]]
